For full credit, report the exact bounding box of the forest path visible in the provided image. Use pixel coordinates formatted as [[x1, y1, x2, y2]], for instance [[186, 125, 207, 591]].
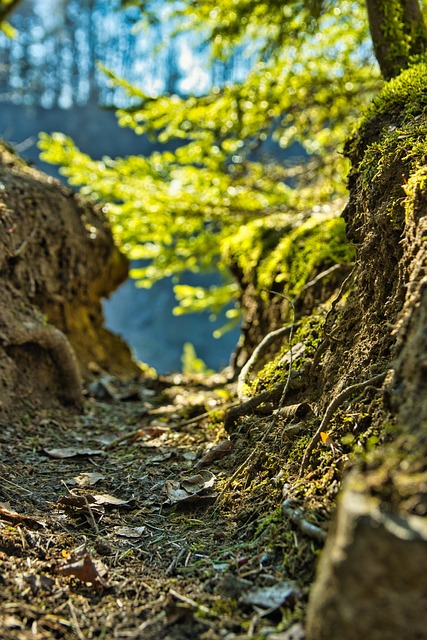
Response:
[[0, 373, 304, 640]]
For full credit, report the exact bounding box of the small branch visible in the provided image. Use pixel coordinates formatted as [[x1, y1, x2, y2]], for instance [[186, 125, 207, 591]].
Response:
[[282, 499, 327, 543], [103, 401, 239, 451], [82, 495, 100, 536], [165, 547, 187, 576], [67, 600, 86, 640], [299, 371, 388, 476], [296, 262, 354, 297], [220, 299, 298, 501], [265, 294, 296, 432], [224, 383, 285, 433]]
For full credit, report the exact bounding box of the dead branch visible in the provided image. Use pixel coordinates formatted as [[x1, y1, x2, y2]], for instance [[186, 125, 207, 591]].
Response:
[[296, 262, 354, 297], [282, 499, 327, 543], [224, 383, 286, 433]]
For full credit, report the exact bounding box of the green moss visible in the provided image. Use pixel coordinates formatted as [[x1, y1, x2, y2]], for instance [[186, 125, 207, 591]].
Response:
[[258, 213, 355, 296], [222, 211, 297, 282], [403, 163, 427, 222], [349, 60, 427, 158], [246, 315, 325, 398], [224, 209, 355, 299], [348, 61, 427, 231]]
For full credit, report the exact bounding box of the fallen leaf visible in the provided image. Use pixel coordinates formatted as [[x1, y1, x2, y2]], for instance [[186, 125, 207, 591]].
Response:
[[181, 470, 216, 493], [164, 471, 217, 505], [57, 553, 109, 588], [58, 493, 132, 509], [240, 581, 301, 611], [43, 447, 105, 459], [195, 439, 233, 468], [70, 472, 105, 487], [0, 503, 45, 529], [92, 493, 133, 507]]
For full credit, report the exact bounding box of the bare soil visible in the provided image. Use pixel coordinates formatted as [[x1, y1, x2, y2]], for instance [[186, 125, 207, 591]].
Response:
[[0, 372, 314, 640]]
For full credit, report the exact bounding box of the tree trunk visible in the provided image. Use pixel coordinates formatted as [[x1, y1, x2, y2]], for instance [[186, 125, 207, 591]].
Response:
[[366, 0, 427, 79]]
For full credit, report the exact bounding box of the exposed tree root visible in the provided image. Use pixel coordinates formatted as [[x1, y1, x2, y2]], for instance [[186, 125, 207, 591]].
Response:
[[5, 321, 82, 406], [237, 324, 293, 401], [282, 499, 327, 543], [299, 371, 389, 476]]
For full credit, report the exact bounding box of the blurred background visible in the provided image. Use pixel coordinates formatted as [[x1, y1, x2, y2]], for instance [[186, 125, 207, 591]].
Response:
[[0, 0, 249, 372]]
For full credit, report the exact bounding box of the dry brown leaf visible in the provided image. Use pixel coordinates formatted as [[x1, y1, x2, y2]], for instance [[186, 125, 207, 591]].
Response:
[[58, 493, 132, 509], [0, 503, 45, 529], [195, 439, 233, 469], [57, 553, 109, 588], [71, 472, 105, 487], [164, 471, 217, 505]]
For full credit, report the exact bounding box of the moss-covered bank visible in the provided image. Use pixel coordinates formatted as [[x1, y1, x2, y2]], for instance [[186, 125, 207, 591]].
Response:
[[220, 59, 427, 637]]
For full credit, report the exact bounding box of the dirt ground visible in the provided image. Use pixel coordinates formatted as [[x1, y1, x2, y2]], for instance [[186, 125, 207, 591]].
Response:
[[0, 370, 317, 640]]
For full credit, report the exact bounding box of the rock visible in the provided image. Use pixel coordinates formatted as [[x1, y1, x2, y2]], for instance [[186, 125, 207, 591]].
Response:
[[306, 472, 427, 640]]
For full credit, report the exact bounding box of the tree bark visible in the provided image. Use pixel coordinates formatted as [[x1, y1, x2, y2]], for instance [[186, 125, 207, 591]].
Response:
[[366, 0, 427, 79]]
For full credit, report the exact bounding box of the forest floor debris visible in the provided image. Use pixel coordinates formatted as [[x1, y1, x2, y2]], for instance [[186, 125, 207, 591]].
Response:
[[0, 372, 330, 640]]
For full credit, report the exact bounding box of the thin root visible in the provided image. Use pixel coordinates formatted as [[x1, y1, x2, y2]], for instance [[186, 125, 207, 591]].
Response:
[[299, 370, 389, 476]]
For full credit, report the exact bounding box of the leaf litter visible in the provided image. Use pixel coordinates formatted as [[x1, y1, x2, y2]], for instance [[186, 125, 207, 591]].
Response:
[[0, 372, 328, 639]]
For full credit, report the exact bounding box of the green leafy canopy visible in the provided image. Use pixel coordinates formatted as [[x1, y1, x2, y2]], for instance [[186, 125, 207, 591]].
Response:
[[39, 0, 381, 321]]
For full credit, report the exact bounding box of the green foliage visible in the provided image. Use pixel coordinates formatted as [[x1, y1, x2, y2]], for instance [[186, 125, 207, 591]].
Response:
[[39, 0, 382, 320], [181, 342, 213, 374]]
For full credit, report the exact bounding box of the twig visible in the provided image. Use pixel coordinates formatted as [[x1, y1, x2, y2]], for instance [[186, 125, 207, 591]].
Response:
[[170, 401, 239, 430], [299, 371, 388, 476], [282, 499, 327, 543], [82, 495, 99, 536], [103, 401, 239, 450], [0, 476, 32, 493], [67, 600, 86, 640], [165, 547, 187, 576], [296, 262, 354, 296], [168, 588, 210, 614], [264, 294, 296, 432], [224, 383, 285, 433], [220, 297, 297, 498]]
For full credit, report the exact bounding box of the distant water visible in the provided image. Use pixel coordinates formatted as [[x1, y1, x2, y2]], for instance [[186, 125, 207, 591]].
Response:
[[103, 272, 240, 374]]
